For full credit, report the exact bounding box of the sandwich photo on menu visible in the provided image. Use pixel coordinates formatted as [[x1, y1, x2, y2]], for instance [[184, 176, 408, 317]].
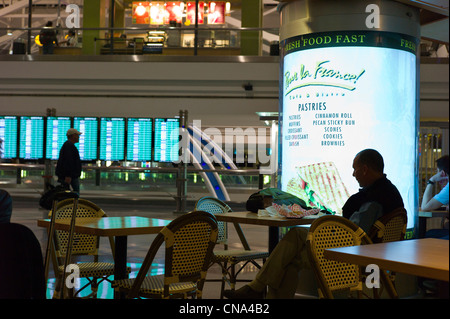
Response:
[[286, 162, 350, 215]]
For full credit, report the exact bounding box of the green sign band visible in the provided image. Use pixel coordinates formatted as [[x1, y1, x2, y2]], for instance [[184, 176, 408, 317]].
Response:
[[282, 30, 419, 56]]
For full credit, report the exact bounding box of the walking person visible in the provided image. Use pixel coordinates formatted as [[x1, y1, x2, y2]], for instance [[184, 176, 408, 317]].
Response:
[[55, 128, 82, 194]]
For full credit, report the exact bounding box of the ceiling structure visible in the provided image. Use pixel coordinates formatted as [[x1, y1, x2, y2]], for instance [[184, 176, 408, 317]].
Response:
[[398, 0, 448, 43], [0, 0, 448, 55]]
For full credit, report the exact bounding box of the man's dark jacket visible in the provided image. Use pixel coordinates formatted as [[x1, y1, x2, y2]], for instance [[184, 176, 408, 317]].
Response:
[[55, 140, 81, 181], [342, 175, 404, 220]]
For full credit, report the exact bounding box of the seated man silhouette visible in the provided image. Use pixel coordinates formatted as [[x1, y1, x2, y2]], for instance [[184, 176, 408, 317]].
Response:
[[224, 149, 404, 299]]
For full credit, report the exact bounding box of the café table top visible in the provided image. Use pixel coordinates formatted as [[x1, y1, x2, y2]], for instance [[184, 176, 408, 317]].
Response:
[[324, 238, 449, 282], [418, 209, 448, 218], [37, 216, 172, 237], [214, 211, 321, 227]]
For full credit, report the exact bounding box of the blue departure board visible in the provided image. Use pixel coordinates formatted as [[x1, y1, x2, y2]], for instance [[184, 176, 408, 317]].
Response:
[[74, 117, 98, 161], [126, 118, 153, 162], [19, 116, 44, 159], [100, 117, 125, 161], [45, 116, 72, 160], [154, 118, 179, 162], [0, 116, 18, 159]]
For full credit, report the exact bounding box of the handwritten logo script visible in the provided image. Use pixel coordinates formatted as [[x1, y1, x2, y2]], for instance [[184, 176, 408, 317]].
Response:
[[284, 60, 365, 96]]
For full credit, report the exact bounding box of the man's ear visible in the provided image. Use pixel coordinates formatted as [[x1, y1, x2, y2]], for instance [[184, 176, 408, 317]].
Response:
[[362, 164, 369, 175]]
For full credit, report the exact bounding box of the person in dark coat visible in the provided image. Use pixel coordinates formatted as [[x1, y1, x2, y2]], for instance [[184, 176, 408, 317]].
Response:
[[39, 21, 58, 54], [56, 128, 82, 194]]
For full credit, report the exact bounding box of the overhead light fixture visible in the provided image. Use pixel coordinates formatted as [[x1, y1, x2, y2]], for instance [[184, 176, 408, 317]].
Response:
[[135, 3, 147, 16], [256, 112, 279, 122]]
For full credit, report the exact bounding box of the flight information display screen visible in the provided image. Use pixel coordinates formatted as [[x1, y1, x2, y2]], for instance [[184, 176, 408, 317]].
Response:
[[154, 118, 179, 162], [74, 117, 98, 161], [19, 116, 44, 159], [126, 118, 153, 161], [0, 116, 18, 159], [100, 117, 125, 161], [45, 116, 72, 160]]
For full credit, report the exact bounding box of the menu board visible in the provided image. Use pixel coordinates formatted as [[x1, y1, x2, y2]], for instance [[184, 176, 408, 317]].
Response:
[[19, 116, 44, 159], [127, 118, 153, 162], [149, 1, 165, 25], [132, 1, 149, 24], [186, 1, 204, 24], [45, 116, 72, 160], [208, 1, 225, 24], [0, 116, 18, 159], [164, 2, 183, 24], [154, 118, 179, 162], [280, 31, 418, 228], [100, 117, 125, 161], [74, 117, 98, 161]]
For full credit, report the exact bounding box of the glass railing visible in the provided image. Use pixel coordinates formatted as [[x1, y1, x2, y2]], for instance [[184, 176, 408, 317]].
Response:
[[2, 26, 447, 62], [0, 26, 280, 57], [0, 163, 273, 202]]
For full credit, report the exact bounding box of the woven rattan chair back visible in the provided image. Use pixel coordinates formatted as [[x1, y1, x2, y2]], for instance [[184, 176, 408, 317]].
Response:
[[127, 211, 218, 299], [368, 208, 408, 243], [49, 198, 106, 257], [194, 196, 269, 298], [48, 198, 121, 298], [195, 196, 231, 246], [306, 215, 372, 299]]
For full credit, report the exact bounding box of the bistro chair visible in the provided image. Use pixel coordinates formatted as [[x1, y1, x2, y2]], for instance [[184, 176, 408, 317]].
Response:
[[195, 196, 270, 299], [367, 208, 408, 297], [368, 207, 408, 243], [0, 223, 46, 299], [49, 198, 128, 299], [305, 215, 398, 299], [112, 211, 218, 299]]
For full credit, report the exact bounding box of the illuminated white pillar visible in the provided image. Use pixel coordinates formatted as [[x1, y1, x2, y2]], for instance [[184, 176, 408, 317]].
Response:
[[279, 0, 420, 236]]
